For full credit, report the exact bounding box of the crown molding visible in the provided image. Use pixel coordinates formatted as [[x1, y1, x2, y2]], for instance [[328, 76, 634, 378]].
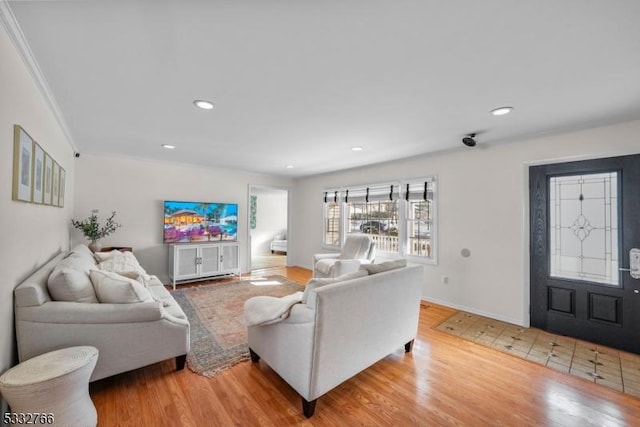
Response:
[[0, 1, 77, 152]]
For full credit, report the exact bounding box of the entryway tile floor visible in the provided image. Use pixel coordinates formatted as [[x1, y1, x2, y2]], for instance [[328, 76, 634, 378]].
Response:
[[437, 311, 640, 398]]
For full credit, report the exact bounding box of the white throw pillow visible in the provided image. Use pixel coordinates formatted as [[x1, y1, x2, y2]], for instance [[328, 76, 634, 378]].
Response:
[[302, 270, 368, 304], [93, 250, 120, 262], [89, 269, 154, 303], [69, 244, 94, 259], [98, 251, 148, 278], [48, 267, 99, 303]]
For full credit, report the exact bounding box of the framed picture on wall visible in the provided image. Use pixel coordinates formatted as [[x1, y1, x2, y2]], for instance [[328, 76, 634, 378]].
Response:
[[43, 153, 53, 205], [58, 167, 66, 207], [52, 161, 60, 207], [12, 125, 34, 202], [32, 142, 45, 204], [250, 195, 257, 229]]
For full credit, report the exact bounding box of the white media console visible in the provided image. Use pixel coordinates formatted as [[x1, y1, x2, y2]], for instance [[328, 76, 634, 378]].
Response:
[[168, 242, 240, 289]]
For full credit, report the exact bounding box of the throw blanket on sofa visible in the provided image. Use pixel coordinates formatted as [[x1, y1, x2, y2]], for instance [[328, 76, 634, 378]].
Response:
[[244, 292, 303, 326]]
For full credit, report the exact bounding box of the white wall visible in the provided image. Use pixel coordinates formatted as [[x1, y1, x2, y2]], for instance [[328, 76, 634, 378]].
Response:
[[250, 189, 288, 255], [290, 119, 640, 326], [73, 154, 293, 282], [0, 25, 75, 373]]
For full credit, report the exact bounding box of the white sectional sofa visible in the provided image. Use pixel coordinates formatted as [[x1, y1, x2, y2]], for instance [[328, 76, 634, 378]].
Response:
[[14, 244, 190, 381], [246, 260, 423, 417]]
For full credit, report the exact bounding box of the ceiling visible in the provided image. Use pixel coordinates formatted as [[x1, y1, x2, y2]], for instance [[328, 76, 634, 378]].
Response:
[[4, 1, 640, 178]]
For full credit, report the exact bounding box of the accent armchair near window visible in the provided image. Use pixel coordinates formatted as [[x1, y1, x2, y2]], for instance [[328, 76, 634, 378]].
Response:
[[312, 234, 376, 278]]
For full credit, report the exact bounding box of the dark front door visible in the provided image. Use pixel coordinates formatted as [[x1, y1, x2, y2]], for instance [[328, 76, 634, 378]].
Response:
[[530, 154, 640, 353]]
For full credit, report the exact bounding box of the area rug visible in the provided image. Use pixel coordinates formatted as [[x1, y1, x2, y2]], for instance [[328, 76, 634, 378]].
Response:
[[436, 311, 640, 398], [171, 276, 303, 378]]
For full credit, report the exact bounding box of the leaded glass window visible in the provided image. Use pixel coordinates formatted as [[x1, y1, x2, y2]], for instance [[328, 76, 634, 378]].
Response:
[[549, 172, 619, 285]]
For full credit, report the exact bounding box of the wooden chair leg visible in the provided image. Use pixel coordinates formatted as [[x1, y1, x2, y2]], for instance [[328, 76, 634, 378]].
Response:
[[175, 354, 187, 370], [404, 339, 414, 353], [249, 348, 260, 363], [302, 398, 317, 418]]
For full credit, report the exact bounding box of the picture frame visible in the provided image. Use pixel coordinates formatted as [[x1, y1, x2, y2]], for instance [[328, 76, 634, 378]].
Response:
[[58, 167, 66, 207], [250, 195, 257, 229], [52, 161, 60, 207], [32, 142, 45, 204], [43, 153, 53, 205], [12, 125, 34, 202]]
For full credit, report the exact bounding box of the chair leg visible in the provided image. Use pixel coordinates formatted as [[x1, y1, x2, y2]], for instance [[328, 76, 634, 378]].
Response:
[[302, 398, 317, 418], [404, 339, 414, 353], [249, 348, 260, 363], [175, 354, 187, 370]]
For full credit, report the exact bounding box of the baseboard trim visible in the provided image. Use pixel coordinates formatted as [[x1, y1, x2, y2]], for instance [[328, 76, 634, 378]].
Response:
[[421, 296, 527, 327]]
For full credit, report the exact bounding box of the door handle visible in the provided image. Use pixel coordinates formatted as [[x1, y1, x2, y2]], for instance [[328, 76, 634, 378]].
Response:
[[619, 248, 640, 279], [619, 267, 640, 279]]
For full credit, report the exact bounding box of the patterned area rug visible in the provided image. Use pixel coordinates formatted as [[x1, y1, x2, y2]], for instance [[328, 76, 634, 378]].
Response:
[[437, 311, 640, 398], [171, 276, 303, 378]]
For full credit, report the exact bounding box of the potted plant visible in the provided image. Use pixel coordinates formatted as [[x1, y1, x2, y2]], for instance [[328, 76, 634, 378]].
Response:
[[71, 209, 122, 252]]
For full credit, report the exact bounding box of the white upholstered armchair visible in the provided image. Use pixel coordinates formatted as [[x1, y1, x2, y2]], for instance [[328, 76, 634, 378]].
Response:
[[312, 234, 376, 278]]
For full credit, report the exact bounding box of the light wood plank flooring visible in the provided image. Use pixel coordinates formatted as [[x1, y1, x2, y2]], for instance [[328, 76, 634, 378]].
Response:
[[90, 266, 640, 426]]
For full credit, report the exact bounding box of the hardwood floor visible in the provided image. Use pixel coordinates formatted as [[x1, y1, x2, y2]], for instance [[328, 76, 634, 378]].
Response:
[[90, 266, 640, 426]]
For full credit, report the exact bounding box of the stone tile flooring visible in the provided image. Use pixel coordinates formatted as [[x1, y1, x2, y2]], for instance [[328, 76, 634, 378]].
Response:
[[437, 311, 640, 398]]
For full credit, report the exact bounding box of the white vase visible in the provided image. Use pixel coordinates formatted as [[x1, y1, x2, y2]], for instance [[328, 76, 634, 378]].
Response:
[[88, 240, 102, 253]]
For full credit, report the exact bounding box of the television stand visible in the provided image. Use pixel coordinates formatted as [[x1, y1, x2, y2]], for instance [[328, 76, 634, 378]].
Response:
[[168, 242, 240, 289]]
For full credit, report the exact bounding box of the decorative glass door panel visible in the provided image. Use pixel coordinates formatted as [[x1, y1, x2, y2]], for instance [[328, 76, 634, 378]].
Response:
[[549, 172, 619, 286]]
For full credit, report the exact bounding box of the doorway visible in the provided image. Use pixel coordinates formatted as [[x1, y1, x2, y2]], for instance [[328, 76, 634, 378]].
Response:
[[530, 154, 640, 353], [248, 185, 289, 272]]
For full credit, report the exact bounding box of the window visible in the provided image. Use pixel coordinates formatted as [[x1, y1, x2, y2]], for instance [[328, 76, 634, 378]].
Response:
[[405, 181, 435, 258], [345, 184, 400, 253], [322, 178, 436, 262], [549, 172, 619, 285], [323, 190, 341, 247]]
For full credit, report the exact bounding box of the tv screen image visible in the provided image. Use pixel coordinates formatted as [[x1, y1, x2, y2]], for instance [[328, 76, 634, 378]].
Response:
[[163, 200, 238, 243]]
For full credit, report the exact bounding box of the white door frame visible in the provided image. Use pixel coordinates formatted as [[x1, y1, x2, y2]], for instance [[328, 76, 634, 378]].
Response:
[[247, 184, 292, 271]]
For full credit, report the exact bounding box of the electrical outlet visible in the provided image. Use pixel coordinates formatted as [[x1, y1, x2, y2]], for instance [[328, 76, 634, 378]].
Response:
[[442, 276, 449, 284]]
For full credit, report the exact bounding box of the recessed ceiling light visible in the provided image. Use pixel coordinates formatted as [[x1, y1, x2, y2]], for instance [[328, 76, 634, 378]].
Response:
[[286, 164, 294, 169], [491, 106, 513, 116], [193, 100, 215, 110], [351, 146, 364, 151], [161, 144, 176, 149]]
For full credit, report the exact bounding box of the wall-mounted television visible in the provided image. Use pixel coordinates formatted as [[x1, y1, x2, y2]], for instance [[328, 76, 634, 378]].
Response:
[[163, 200, 238, 243]]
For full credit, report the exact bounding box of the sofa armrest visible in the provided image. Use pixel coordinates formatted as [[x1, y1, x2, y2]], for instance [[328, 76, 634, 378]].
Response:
[[312, 253, 340, 264], [16, 301, 165, 324], [279, 303, 315, 324], [331, 259, 361, 276]]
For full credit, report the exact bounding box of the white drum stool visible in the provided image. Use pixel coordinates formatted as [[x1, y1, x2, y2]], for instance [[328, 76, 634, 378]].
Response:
[[0, 346, 99, 427]]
